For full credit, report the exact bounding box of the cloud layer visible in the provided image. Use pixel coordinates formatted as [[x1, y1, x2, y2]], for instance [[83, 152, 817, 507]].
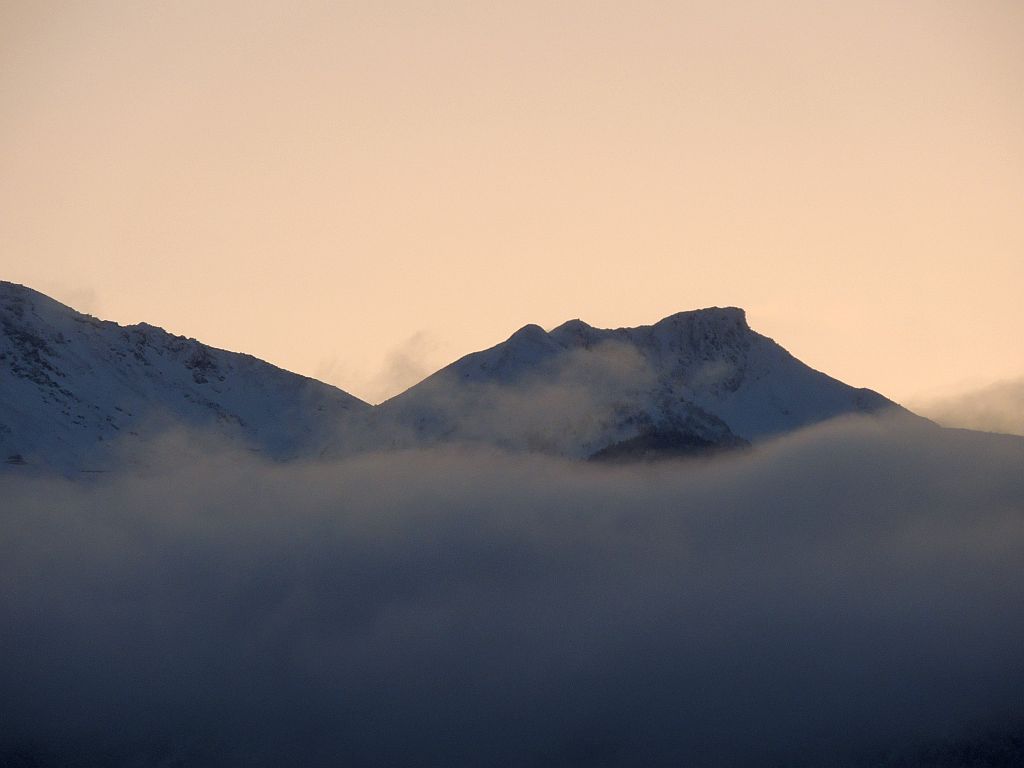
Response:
[[2, 417, 1023, 767], [917, 378, 1024, 437]]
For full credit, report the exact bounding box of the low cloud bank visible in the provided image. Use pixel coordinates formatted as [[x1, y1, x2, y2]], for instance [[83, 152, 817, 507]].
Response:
[[2, 417, 1024, 767], [917, 377, 1024, 437]]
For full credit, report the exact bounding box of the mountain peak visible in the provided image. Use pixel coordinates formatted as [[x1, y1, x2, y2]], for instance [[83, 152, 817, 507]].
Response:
[[507, 323, 550, 344], [1, 280, 76, 307], [656, 306, 748, 329], [382, 302, 910, 452], [1, 280, 65, 313], [0, 280, 36, 297], [550, 318, 592, 333], [548, 318, 601, 349]]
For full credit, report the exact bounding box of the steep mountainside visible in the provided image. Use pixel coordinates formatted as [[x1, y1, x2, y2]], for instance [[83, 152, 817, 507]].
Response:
[[0, 282, 368, 472], [373, 307, 913, 458]]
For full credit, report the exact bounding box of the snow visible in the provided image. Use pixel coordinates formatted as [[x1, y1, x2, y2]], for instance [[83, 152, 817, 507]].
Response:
[[0, 282, 368, 472], [373, 306, 915, 457], [1, 282, 918, 471]]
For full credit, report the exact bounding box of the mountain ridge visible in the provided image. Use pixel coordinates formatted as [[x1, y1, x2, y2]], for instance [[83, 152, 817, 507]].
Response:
[[0, 281, 368, 472], [372, 303, 909, 458], [1, 281, 920, 471]]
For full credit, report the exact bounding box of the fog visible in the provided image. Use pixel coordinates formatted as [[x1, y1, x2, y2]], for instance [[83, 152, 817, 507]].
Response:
[[371, 338, 678, 457], [918, 377, 1024, 437], [2, 416, 1024, 767]]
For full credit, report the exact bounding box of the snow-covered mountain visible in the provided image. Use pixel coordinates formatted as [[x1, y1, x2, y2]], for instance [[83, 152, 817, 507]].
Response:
[[0, 282, 368, 472], [371, 307, 914, 458], [1, 282, 919, 471]]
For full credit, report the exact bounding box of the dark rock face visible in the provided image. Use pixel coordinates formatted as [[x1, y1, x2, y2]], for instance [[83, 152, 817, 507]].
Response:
[[588, 428, 749, 463]]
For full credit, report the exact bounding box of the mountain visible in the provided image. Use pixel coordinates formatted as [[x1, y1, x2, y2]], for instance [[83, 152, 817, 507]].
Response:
[[371, 307, 914, 458], [1, 282, 920, 471], [0, 282, 369, 472]]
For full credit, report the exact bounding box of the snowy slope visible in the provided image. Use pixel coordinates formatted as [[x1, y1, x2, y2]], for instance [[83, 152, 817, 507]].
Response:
[[549, 308, 906, 440], [0, 282, 368, 472], [2, 282, 921, 470], [373, 307, 915, 458]]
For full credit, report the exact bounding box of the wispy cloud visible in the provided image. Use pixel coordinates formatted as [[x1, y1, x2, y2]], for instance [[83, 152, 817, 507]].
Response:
[[915, 377, 1024, 436], [317, 331, 447, 404]]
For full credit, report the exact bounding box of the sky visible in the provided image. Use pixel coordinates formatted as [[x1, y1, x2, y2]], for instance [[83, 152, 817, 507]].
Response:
[[1, 1, 1021, 404]]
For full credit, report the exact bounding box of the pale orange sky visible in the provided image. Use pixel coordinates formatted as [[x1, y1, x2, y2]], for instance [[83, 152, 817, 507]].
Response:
[[2, 1, 1021, 404]]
